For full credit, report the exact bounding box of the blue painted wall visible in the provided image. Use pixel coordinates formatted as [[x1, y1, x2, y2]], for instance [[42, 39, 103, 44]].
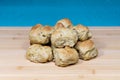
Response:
[[0, 0, 120, 26]]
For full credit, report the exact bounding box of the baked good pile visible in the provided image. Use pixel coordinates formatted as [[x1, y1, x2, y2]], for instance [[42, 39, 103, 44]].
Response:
[[26, 18, 98, 67]]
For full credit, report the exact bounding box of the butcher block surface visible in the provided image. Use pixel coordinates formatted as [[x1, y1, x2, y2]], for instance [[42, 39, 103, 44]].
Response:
[[0, 27, 120, 80]]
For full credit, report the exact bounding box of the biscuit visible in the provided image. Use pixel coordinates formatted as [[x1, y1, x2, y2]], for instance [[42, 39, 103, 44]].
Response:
[[51, 27, 78, 48], [53, 47, 79, 67], [29, 24, 54, 44], [75, 40, 98, 60], [55, 18, 73, 29], [74, 24, 92, 41], [26, 44, 53, 63]]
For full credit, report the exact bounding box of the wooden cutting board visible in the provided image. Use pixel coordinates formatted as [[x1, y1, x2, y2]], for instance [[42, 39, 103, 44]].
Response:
[[0, 27, 120, 80]]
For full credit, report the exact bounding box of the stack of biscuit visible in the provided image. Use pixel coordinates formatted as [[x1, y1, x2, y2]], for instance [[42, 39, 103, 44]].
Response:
[[26, 18, 98, 67]]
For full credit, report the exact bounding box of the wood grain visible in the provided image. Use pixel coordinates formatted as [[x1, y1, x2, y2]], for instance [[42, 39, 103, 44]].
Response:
[[0, 27, 120, 80]]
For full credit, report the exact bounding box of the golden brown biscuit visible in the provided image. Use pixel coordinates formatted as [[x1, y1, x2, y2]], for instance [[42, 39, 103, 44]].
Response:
[[55, 18, 73, 29], [75, 40, 98, 60], [74, 24, 92, 41], [53, 47, 79, 67], [51, 27, 78, 48], [29, 24, 54, 44], [26, 44, 53, 63]]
